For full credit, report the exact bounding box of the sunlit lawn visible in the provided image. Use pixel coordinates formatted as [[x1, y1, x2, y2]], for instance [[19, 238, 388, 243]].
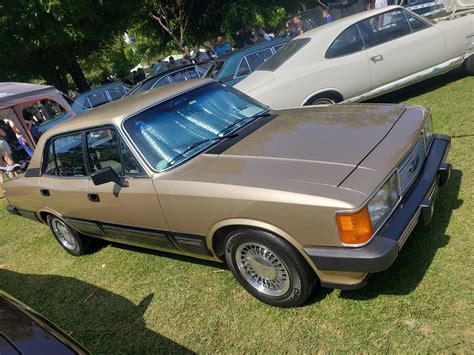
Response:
[[1, 70, 473, 353]]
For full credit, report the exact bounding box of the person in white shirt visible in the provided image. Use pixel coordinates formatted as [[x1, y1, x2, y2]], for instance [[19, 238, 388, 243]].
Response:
[[374, 0, 390, 29]]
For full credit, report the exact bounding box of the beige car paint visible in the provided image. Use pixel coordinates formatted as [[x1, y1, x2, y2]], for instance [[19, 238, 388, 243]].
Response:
[[3, 80, 431, 287]]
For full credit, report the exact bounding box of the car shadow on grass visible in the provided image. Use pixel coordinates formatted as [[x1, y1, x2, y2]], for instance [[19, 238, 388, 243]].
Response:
[[0, 269, 194, 354], [367, 68, 467, 104], [339, 169, 463, 301]]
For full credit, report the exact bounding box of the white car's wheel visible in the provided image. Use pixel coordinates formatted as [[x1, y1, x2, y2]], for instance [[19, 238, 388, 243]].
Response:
[[305, 93, 341, 106]]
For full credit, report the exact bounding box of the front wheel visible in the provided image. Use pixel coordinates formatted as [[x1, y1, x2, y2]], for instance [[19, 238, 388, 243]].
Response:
[[225, 229, 316, 307], [47, 215, 90, 256]]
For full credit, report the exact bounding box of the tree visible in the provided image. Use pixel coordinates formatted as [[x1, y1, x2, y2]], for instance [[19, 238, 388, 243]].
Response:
[[0, 0, 145, 92]]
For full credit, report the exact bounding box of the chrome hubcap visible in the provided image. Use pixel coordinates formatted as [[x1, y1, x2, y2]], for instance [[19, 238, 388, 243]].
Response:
[[312, 98, 335, 105], [236, 242, 290, 296], [52, 219, 76, 250]]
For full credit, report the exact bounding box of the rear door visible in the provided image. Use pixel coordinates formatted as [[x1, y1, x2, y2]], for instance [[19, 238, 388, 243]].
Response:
[[38, 133, 92, 226], [359, 9, 445, 90]]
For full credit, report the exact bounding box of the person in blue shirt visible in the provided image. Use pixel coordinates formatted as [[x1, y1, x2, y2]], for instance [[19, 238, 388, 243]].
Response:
[[323, 8, 334, 24], [214, 36, 232, 57]]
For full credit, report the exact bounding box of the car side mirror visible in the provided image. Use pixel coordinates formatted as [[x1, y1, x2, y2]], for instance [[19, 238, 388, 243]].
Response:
[[91, 166, 129, 187]]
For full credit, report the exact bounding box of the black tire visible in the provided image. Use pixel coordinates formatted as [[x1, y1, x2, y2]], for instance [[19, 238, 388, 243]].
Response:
[[47, 215, 90, 256], [464, 55, 474, 75], [305, 93, 341, 106], [224, 229, 316, 307]]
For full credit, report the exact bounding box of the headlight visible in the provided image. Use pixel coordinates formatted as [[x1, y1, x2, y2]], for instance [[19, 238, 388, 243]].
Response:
[[422, 116, 434, 153], [336, 173, 399, 245], [367, 173, 399, 230]]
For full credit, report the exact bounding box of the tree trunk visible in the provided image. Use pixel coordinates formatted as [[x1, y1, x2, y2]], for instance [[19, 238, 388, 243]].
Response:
[[53, 66, 69, 94], [66, 57, 90, 93]]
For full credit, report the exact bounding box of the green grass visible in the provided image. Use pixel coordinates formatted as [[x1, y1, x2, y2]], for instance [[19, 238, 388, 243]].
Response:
[[1, 70, 473, 353]]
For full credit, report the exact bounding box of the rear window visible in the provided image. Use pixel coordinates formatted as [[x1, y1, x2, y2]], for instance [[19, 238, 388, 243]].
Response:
[[325, 25, 364, 58], [204, 61, 226, 79], [258, 38, 310, 72]]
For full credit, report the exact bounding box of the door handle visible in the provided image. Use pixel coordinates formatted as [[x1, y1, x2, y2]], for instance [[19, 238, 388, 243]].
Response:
[[87, 193, 100, 202], [370, 54, 384, 63], [40, 189, 50, 197]]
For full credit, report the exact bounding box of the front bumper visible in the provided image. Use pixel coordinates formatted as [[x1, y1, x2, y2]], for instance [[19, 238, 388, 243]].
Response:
[[304, 134, 451, 274]]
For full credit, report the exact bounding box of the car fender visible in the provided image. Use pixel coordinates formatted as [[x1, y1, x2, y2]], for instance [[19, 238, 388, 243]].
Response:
[[206, 218, 323, 276], [300, 88, 345, 106]]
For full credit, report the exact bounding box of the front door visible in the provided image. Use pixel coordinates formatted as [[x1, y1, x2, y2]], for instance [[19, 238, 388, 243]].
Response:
[[82, 128, 175, 250], [358, 9, 445, 92]]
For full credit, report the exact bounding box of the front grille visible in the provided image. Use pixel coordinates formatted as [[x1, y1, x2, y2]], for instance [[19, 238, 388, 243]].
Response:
[[398, 136, 425, 194]]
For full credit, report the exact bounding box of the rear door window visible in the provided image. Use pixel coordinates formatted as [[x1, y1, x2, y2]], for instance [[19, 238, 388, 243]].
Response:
[[107, 86, 125, 100], [43, 134, 86, 177], [86, 91, 110, 108], [205, 61, 226, 79], [236, 59, 251, 77], [326, 25, 364, 58]]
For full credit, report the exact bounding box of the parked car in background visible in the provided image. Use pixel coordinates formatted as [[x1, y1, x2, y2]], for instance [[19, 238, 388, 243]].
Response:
[[71, 82, 130, 113], [4, 79, 452, 307], [235, 6, 473, 108], [0, 291, 89, 354], [128, 64, 205, 95], [204, 37, 290, 86]]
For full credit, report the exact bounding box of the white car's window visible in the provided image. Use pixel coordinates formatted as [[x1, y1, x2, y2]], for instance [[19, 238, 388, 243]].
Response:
[[43, 134, 86, 177], [86, 128, 145, 177], [357, 10, 411, 48], [86, 91, 110, 108], [246, 48, 274, 71], [258, 38, 310, 72], [108, 86, 125, 100], [404, 11, 430, 32], [236, 59, 251, 77], [326, 25, 365, 58]]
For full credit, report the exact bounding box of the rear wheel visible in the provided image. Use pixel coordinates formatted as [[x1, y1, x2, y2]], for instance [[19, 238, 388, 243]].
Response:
[[305, 93, 341, 106], [47, 215, 90, 256], [224, 229, 316, 307]]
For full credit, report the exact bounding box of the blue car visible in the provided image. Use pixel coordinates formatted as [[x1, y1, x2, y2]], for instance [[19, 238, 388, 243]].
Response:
[[71, 82, 130, 113], [204, 38, 290, 86]]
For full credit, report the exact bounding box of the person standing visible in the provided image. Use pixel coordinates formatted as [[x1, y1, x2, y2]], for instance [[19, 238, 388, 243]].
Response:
[[3, 118, 33, 158], [0, 128, 21, 186], [374, 0, 389, 29], [322, 8, 334, 24], [214, 36, 232, 57]]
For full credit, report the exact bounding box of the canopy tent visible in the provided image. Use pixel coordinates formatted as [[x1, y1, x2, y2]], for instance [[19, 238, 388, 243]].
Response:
[[0, 82, 75, 154]]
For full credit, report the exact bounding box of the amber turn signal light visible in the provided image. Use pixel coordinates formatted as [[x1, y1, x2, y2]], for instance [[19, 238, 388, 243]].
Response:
[[336, 206, 374, 245]]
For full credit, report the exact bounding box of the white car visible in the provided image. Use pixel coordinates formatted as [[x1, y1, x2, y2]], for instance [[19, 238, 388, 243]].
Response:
[[235, 6, 473, 108]]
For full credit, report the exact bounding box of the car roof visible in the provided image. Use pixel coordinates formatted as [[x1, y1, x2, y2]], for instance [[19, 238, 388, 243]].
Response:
[[298, 6, 404, 40], [74, 82, 126, 100], [217, 37, 290, 61], [43, 78, 215, 139]]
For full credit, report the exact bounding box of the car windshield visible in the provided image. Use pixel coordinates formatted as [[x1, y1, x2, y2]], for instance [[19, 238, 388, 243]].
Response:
[[123, 82, 268, 171]]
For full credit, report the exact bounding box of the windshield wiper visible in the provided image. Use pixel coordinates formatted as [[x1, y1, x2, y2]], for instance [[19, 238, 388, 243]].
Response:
[[219, 110, 271, 136], [165, 133, 238, 168]]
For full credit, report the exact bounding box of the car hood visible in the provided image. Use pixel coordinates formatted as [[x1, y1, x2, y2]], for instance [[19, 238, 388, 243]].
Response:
[[193, 104, 406, 188]]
